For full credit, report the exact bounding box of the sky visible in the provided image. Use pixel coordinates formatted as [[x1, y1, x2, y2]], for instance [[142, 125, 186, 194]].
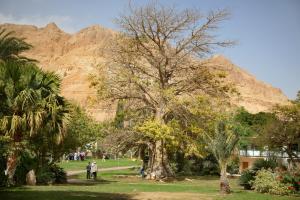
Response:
[[0, 0, 299, 99]]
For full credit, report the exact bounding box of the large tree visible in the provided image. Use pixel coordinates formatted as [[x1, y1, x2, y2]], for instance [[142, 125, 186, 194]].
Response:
[[257, 103, 300, 167], [93, 3, 233, 178]]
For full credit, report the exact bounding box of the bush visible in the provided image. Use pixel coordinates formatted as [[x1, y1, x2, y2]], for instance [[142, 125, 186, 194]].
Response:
[[173, 154, 219, 176], [0, 138, 9, 187], [252, 169, 291, 195], [36, 163, 67, 184], [239, 169, 256, 190], [196, 154, 219, 176], [279, 168, 300, 192], [252, 159, 277, 171], [227, 157, 239, 175], [283, 175, 300, 192], [0, 155, 7, 187], [36, 166, 54, 184], [50, 164, 67, 184], [14, 151, 37, 185]]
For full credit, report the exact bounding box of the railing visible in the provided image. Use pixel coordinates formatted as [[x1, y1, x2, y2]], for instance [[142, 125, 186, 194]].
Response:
[[239, 150, 300, 158]]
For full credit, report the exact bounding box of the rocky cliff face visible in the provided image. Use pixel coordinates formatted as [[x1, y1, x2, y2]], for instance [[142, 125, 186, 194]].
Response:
[[0, 23, 290, 120], [208, 55, 289, 113]]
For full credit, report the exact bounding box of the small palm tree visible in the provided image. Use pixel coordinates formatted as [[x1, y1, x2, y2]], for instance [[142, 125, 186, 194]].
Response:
[[0, 28, 34, 63], [0, 61, 69, 185], [204, 119, 240, 194]]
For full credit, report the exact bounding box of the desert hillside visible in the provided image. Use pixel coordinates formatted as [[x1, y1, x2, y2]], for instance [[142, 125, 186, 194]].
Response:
[[0, 23, 290, 120]]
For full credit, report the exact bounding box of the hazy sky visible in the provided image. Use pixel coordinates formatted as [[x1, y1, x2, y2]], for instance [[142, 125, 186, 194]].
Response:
[[0, 0, 299, 99]]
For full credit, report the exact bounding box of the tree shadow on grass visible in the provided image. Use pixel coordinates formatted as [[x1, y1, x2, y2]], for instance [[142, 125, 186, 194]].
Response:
[[0, 190, 134, 200], [159, 175, 219, 182], [66, 178, 117, 186]]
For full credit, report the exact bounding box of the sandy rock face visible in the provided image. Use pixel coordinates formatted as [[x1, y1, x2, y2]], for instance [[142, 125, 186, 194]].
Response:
[[208, 55, 289, 113], [0, 23, 289, 120], [1, 22, 115, 121]]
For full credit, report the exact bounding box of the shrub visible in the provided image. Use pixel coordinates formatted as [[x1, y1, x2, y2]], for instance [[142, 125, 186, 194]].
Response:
[[0, 155, 7, 187], [14, 151, 37, 185], [197, 154, 219, 176], [227, 157, 239, 175], [239, 169, 256, 190], [50, 164, 67, 184], [36, 163, 67, 184], [252, 159, 277, 171], [252, 169, 291, 195], [279, 168, 300, 191], [36, 166, 54, 185], [174, 154, 219, 176], [0, 138, 9, 187]]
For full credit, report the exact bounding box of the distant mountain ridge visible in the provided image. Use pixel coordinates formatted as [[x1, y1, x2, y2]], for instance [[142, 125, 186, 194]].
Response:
[[0, 22, 290, 120]]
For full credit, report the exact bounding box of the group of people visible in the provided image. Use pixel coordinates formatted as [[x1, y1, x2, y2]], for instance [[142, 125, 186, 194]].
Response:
[[68, 151, 86, 161], [86, 161, 98, 180]]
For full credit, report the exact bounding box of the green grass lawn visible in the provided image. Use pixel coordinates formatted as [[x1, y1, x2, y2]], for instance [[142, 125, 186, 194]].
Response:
[[58, 158, 142, 171], [1, 168, 299, 200]]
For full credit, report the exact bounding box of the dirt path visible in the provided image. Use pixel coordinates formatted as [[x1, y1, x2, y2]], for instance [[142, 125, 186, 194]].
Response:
[[66, 166, 137, 176], [132, 192, 214, 200]]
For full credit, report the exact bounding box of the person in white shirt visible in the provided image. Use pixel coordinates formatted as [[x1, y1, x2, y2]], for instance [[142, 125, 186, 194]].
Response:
[[91, 161, 98, 180]]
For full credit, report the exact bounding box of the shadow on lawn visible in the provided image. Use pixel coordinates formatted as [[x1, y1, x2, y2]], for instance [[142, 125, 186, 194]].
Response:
[[66, 178, 117, 186], [0, 190, 134, 200]]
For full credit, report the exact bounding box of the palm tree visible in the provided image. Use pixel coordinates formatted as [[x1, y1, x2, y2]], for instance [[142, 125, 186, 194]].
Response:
[[0, 60, 69, 185], [204, 120, 240, 194], [0, 28, 34, 63]]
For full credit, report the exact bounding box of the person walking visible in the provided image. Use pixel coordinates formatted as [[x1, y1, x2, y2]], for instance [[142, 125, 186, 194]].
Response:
[[86, 162, 91, 179], [91, 161, 98, 180]]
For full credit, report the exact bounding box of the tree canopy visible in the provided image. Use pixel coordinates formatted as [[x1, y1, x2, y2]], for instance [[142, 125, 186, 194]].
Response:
[[92, 2, 233, 179]]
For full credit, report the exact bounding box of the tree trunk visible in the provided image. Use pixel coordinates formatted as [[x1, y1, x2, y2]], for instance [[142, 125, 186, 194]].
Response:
[[220, 163, 230, 194], [149, 139, 173, 179], [6, 151, 18, 186], [148, 104, 174, 179], [286, 146, 298, 169]]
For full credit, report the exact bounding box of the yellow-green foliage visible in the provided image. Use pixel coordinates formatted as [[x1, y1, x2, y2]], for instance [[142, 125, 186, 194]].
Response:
[[136, 119, 181, 147], [252, 169, 291, 195]]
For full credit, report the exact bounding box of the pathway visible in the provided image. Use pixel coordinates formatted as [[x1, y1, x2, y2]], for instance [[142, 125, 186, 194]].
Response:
[[66, 165, 138, 176]]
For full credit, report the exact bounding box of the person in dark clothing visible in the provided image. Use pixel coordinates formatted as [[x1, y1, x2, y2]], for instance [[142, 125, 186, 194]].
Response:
[[86, 162, 91, 179], [140, 166, 145, 178]]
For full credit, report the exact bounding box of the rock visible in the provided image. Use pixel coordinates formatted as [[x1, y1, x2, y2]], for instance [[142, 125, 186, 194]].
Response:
[[26, 170, 36, 186], [0, 23, 290, 120]]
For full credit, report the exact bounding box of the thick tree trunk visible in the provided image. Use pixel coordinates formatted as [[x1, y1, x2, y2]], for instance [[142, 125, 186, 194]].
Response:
[[149, 139, 173, 179], [220, 163, 230, 194], [147, 104, 174, 179], [6, 151, 18, 186]]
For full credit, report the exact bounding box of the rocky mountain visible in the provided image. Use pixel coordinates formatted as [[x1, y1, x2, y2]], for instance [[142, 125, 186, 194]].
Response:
[[0, 23, 290, 120]]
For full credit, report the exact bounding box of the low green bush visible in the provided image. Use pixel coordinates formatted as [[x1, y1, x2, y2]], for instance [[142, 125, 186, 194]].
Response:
[[14, 151, 37, 185], [36, 166, 54, 184], [227, 157, 239, 174], [0, 155, 7, 187], [50, 164, 67, 184], [252, 169, 291, 195], [252, 159, 277, 171], [279, 168, 300, 192], [239, 169, 256, 190], [36, 163, 67, 184], [197, 154, 219, 176], [0, 137, 9, 187]]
